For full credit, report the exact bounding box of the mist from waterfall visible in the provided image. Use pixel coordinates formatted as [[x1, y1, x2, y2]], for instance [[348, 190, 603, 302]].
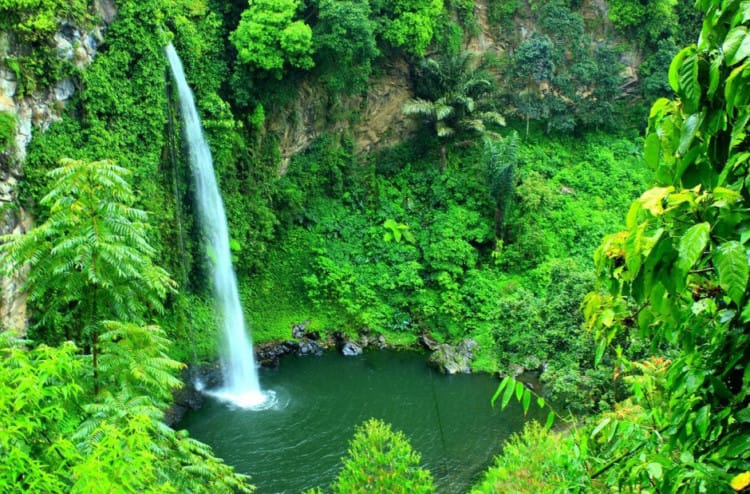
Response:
[[166, 43, 267, 408]]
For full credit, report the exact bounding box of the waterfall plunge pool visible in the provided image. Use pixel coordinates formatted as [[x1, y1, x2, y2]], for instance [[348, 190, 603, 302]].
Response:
[[179, 350, 543, 493]]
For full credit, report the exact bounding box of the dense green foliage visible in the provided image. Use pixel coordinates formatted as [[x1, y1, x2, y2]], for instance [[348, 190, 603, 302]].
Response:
[[332, 419, 434, 493], [487, 0, 750, 491], [306, 419, 435, 494], [0, 328, 253, 493], [4, 0, 739, 491], [0, 0, 88, 42], [313, 0, 379, 94], [0, 0, 90, 96], [1, 159, 174, 351], [373, 0, 443, 56], [0, 161, 252, 492], [607, 0, 702, 103], [584, 0, 750, 487], [607, 0, 678, 47], [230, 0, 314, 78], [0, 111, 15, 151], [471, 422, 591, 493]]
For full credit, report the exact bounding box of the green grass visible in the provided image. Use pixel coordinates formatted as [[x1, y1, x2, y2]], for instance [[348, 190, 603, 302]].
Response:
[[241, 228, 338, 343]]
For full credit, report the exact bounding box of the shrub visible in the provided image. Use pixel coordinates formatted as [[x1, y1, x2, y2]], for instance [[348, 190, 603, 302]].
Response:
[[470, 422, 592, 493], [331, 419, 435, 494]]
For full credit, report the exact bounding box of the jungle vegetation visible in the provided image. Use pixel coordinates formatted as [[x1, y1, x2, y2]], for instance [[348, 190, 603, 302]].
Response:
[[0, 0, 748, 492]]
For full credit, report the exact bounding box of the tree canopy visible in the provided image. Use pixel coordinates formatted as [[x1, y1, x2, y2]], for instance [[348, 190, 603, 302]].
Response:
[[331, 419, 435, 494], [0, 159, 174, 351], [313, 0, 379, 94], [230, 0, 314, 78], [373, 0, 443, 56]]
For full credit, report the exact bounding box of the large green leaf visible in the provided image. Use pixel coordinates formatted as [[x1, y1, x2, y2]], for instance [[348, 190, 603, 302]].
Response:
[[677, 222, 710, 273], [624, 224, 647, 280], [708, 53, 723, 98], [714, 241, 749, 306], [678, 112, 705, 157], [670, 47, 701, 114], [725, 63, 749, 115], [723, 26, 750, 66], [644, 132, 661, 168], [668, 47, 689, 93], [639, 186, 674, 216], [521, 388, 531, 414], [678, 52, 701, 114], [695, 404, 711, 439], [646, 462, 663, 481]]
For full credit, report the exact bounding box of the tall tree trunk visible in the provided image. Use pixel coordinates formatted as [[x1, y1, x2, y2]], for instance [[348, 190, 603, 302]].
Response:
[[90, 283, 99, 395], [495, 206, 504, 240], [92, 331, 99, 395]]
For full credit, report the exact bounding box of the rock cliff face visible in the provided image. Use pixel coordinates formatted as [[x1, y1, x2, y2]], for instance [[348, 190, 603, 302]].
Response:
[[271, 0, 640, 174], [0, 5, 111, 333], [272, 57, 416, 173]]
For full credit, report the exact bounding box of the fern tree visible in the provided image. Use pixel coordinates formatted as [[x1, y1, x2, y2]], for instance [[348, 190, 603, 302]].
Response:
[[0, 333, 83, 492], [582, 0, 750, 489], [72, 321, 253, 493], [0, 157, 253, 492], [0, 158, 175, 382], [0, 327, 254, 493], [403, 52, 505, 166]]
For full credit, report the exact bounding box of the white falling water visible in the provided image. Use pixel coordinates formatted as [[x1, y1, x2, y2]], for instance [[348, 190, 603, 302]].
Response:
[[166, 43, 267, 408]]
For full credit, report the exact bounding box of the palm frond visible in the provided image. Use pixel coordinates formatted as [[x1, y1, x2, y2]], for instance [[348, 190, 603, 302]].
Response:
[[402, 99, 436, 119]]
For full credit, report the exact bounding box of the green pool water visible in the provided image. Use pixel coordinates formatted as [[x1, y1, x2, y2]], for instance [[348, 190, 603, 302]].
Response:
[[179, 350, 541, 493]]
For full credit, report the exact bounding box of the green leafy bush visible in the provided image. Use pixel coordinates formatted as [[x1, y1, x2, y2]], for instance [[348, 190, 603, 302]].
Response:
[[0, 0, 89, 95], [331, 419, 435, 494], [230, 0, 314, 78], [488, 0, 519, 26], [582, 0, 750, 488], [0, 0, 89, 43], [374, 0, 444, 56], [470, 422, 592, 493], [607, 0, 678, 47], [313, 0, 379, 94]]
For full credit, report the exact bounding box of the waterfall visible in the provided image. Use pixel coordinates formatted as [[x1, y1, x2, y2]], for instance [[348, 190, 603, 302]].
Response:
[[166, 43, 267, 408]]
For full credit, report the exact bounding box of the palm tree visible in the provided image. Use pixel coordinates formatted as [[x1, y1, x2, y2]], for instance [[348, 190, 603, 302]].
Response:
[[484, 132, 519, 240], [403, 52, 505, 166]]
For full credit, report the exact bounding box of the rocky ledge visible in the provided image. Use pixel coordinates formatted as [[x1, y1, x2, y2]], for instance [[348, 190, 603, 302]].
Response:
[[164, 363, 221, 427], [423, 336, 479, 375], [257, 321, 389, 367]]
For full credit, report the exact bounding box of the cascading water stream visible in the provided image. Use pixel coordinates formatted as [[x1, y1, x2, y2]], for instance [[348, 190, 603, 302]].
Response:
[[166, 43, 270, 409]]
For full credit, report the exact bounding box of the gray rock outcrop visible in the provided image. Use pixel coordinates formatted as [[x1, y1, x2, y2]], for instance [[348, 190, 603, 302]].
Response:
[[428, 338, 479, 374]]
